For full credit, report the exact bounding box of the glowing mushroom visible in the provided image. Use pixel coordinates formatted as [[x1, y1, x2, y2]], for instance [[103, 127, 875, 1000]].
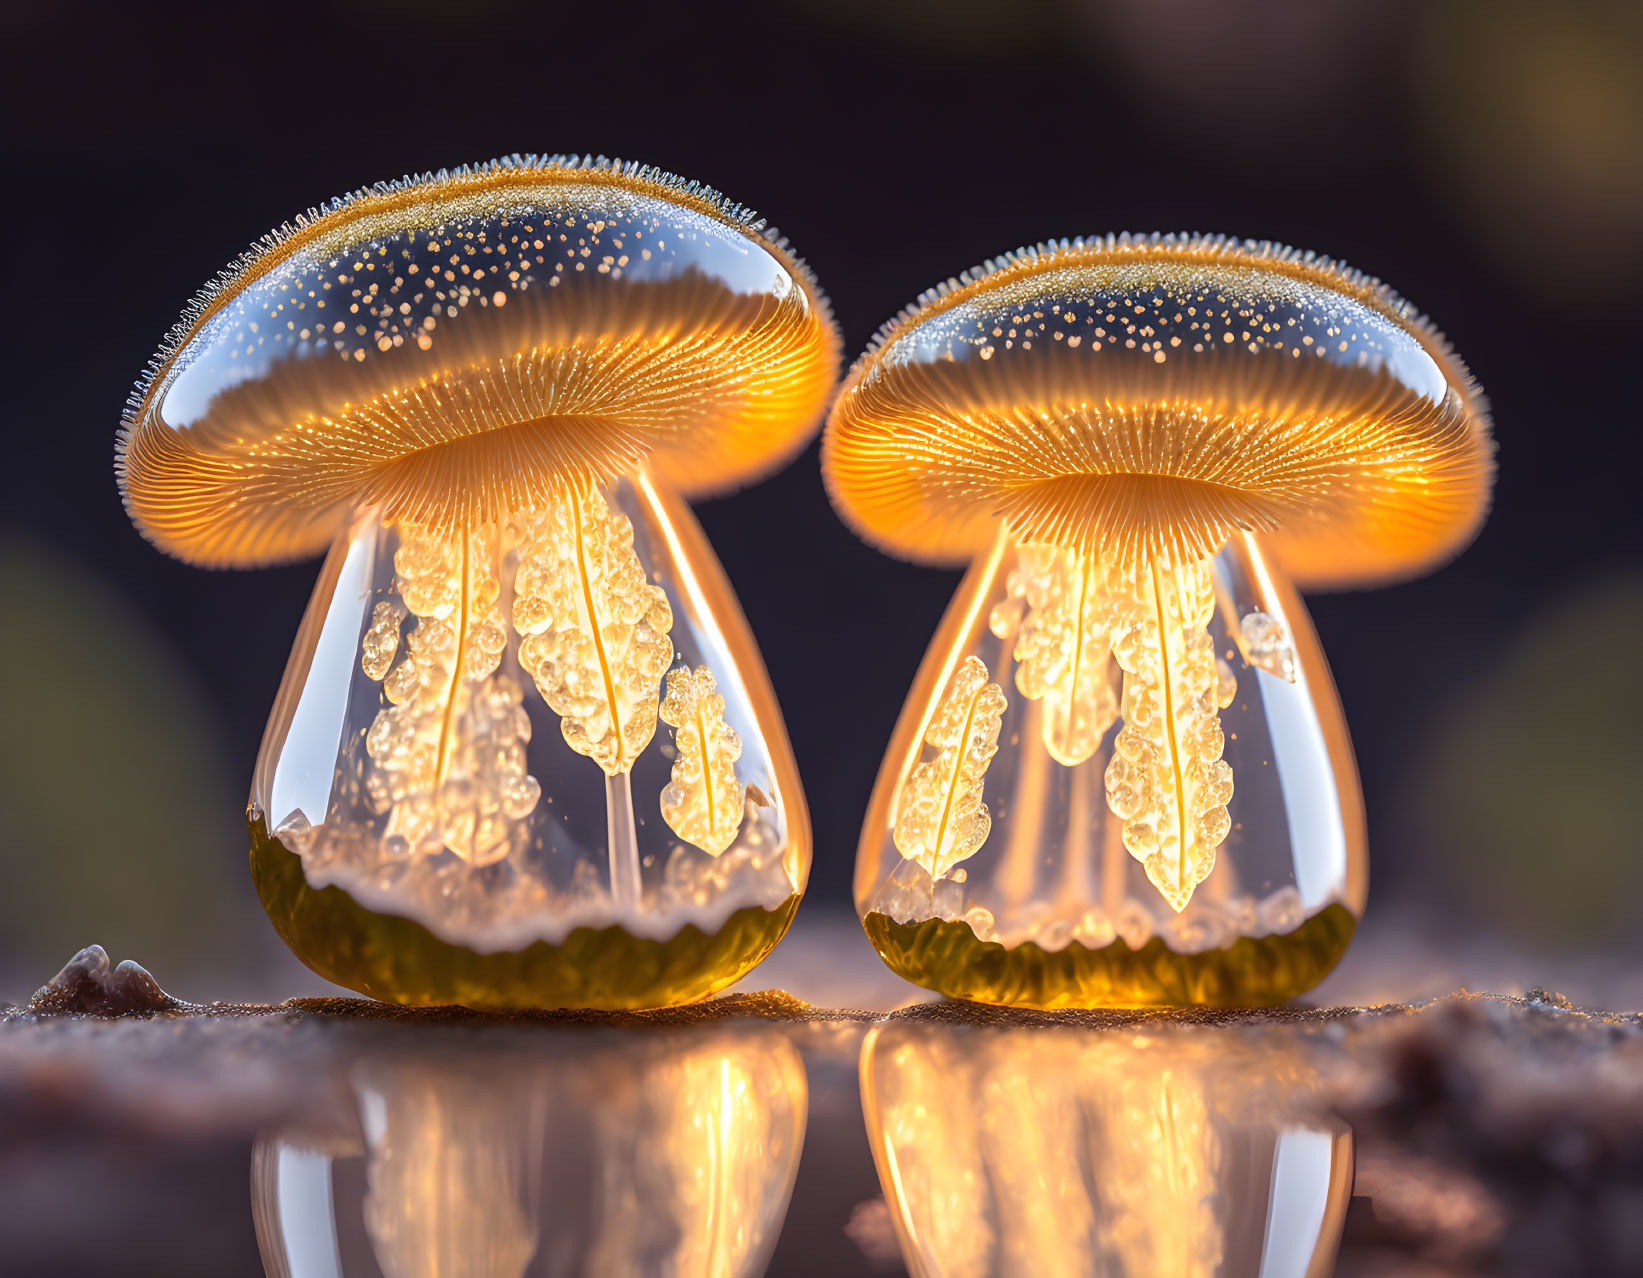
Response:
[[825, 233, 1492, 1008], [118, 156, 838, 1010]]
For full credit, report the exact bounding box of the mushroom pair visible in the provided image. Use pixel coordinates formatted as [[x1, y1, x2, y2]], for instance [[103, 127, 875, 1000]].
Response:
[[119, 159, 1492, 1010]]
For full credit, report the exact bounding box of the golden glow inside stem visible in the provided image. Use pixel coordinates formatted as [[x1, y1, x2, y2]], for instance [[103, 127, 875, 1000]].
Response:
[[904, 542, 1237, 913], [893, 655, 1008, 880], [513, 485, 675, 776], [362, 521, 536, 865], [992, 543, 1121, 765], [1104, 556, 1236, 912], [660, 666, 746, 857], [352, 482, 752, 879]]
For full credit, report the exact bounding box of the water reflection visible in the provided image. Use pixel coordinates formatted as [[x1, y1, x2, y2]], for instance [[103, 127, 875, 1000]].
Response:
[[859, 1020, 1352, 1278], [252, 1024, 807, 1278]]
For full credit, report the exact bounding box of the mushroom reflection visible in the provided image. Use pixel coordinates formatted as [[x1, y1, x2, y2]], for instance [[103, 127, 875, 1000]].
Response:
[[859, 1021, 1351, 1278], [252, 1024, 807, 1278]]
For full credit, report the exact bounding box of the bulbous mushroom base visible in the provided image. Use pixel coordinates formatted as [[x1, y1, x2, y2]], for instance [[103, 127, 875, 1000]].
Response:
[[247, 474, 811, 1012], [862, 903, 1356, 1009], [853, 532, 1367, 1011], [251, 817, 801, 1011]]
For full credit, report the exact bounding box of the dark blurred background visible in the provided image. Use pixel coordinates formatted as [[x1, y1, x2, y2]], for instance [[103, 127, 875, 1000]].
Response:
[[2, 0, 1639, 1005]]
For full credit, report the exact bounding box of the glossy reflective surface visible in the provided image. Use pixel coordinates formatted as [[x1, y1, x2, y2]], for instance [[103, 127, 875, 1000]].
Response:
[[856, 532, 1365, 1008], [251, 471, 808, 1009], [236, 1012, 1357, 1278], [860, 1020, 1353, 1278], [252, 1024, 808, 1278], [26, 966, 1629, 1277]]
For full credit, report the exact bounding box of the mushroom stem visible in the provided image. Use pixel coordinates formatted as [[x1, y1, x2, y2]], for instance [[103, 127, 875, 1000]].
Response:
[[606, 770, 643, 909]]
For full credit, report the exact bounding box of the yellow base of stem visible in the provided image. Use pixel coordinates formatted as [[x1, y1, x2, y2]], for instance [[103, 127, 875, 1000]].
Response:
[[250, 816, 801, 1012], [861, 904, 1356, 1009]]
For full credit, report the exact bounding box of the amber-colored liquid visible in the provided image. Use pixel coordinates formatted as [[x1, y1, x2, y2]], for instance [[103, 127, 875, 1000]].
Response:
[[250, 817, 800, 1012], [862, 904, 1356, 1009]]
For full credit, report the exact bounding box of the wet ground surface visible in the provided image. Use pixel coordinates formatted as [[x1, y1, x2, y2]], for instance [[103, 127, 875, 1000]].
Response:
[[1, 941, 1639, 1277]]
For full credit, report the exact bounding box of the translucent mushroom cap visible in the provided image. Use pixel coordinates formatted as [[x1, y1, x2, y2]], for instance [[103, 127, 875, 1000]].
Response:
[[118, 155, 840, 567], [823, 234, 1493, 586]]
